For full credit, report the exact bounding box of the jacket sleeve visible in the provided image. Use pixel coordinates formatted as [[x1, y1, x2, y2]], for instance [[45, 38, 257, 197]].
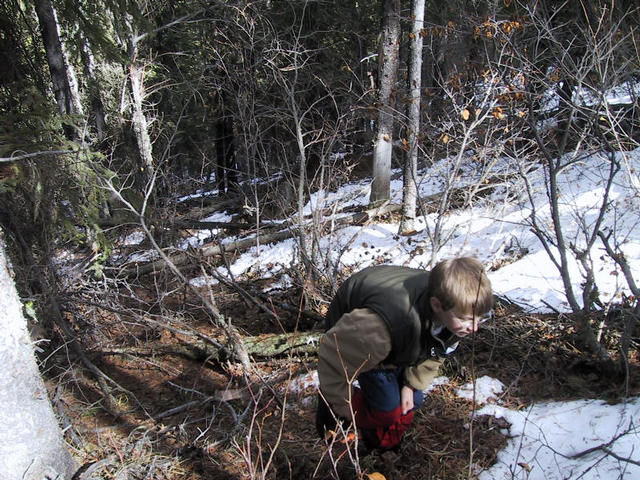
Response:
[[317, 308, 391, 419], [403, 356, 444, 391]]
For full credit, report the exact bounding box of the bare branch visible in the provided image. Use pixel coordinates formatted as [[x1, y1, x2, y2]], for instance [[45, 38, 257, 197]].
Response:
[[0, 149, 80, 162]]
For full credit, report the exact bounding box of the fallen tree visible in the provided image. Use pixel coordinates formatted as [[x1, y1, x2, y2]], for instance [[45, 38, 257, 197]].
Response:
[[123, 202, 405, 277], [97, 331, 321, 363]]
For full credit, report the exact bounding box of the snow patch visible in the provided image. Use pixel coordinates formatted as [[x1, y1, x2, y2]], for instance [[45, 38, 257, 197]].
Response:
[[456, 375, 505, 404], [478, 397, 640, 480], [122, 230, 145, 246], [288, 371, 318, 394]]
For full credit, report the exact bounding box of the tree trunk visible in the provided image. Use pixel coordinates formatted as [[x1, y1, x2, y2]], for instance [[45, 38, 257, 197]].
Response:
[[215, 112, 236, 193], [0, 231, 76, 480], [369, 0, 401, 206], [400, 0, 425, 234], [34, 0, 81, 138], [79, 30, 107, 142], [129, 57, 155, 176], [123, 12, 155, 179]]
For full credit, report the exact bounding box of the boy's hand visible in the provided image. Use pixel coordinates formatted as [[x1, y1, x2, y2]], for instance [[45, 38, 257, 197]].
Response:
[[401, 385, 414, 414]]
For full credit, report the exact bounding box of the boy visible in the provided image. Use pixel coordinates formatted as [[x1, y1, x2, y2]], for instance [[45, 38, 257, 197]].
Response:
[[316, 257, 493, 451]]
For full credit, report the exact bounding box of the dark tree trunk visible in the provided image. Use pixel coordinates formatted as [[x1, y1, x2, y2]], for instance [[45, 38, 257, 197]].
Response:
[[34, 0, 79, 139], [215, 113, 236, 193]]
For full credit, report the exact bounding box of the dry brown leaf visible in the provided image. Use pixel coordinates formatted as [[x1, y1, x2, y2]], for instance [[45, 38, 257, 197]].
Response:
[[492, 107, 504, 120], [518, 462, 532, 472]]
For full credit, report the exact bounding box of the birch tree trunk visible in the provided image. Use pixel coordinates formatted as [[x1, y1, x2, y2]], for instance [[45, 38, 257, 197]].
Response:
[[400, 0, 425, 234], [128, 37, 155, 177], [0, 232, 76, 480], [370, 0, 401, 206]]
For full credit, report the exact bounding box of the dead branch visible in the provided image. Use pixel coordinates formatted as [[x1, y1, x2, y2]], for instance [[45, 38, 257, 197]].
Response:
[[155, 369, 296, 420], [207, 266, 280, 324], [568, 423, 640, 467], [123, 228, 293, 276], [256, 292, 325, 324], [174, 219, 278, 231], [597, 230, 640, 300], [50, 294, 147, 417], [101, 169, 252, 371]]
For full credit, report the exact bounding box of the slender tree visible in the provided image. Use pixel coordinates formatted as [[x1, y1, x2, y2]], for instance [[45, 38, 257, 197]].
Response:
[[400, 0, 425, 234], [370, 0, 401, 206], [121, 12, 155, 179]]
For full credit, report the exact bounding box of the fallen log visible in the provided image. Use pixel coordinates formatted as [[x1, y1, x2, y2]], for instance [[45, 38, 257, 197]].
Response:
[[123, 202, 405, 277], [98, 331, 322, 362], [124, 228, 294, 276]]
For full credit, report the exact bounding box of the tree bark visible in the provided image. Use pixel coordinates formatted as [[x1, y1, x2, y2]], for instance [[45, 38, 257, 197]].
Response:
[[121, 11, 155, 178], [34, 0, 81, 138], [101, 331, 322, 362], [370, 0, 401, 206], [400, 0, 425, 234], [129, 57, 155, 176], [0, 231, 76, 480], [79, 30, 107, 141]]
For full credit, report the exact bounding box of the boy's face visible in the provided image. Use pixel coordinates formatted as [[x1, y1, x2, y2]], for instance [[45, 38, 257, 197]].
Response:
[[430, 297, 491, 337]]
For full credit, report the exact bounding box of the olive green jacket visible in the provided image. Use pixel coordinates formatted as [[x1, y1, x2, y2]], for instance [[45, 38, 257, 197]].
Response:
[[318, 266, 459, 418]]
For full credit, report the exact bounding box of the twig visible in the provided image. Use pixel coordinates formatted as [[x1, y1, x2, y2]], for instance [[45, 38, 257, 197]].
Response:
[[257, 292, 325, 324], [208, 267, 280, 324], [73, 455, 117, 480], [600, 447, 640, 467], [568, 423, 638, 463], [50, 295, 149, 417]]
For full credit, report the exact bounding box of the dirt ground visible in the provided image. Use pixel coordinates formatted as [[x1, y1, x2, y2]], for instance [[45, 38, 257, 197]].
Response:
[[47, 278, 639, 480]]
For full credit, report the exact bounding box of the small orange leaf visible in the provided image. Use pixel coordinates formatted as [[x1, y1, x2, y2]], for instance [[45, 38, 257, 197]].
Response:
[[461, 108, 470, 120], [340, 432, 357, 444], [439, 133, 450, 144], [382, 134, 391, 142], [367, 473, 387, 480]]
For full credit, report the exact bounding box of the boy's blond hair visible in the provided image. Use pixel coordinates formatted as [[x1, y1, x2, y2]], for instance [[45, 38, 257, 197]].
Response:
[[428, 257, 493, 314]]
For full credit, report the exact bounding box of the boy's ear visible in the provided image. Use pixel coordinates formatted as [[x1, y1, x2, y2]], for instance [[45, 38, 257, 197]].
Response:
[[430, 296, 443, 313]]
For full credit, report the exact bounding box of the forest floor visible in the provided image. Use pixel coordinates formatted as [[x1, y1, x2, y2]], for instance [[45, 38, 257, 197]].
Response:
[[48, 273, 639, 480]]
